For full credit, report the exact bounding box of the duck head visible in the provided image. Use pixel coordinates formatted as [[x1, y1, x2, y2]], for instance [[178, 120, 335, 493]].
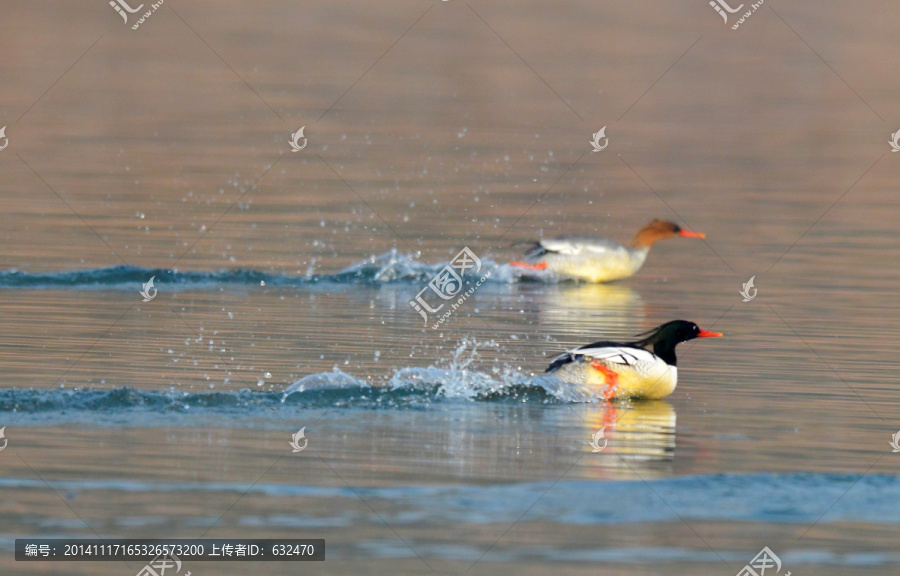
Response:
[[630, 219, 705, 249], [635, 320, 723, 365]]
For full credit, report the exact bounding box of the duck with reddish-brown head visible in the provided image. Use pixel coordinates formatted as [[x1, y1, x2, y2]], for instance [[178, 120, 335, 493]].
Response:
[[511, 219, 705, 283]]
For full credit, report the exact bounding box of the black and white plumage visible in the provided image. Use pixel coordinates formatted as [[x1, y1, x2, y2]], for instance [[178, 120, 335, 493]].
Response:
[[546, 320, 722, 400]]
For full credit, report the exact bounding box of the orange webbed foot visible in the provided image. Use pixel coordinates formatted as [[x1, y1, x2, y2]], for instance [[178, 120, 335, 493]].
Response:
[[509, 261, 548, 271]]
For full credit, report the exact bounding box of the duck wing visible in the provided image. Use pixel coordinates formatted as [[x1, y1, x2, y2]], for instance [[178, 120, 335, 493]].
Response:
[[533, 236, 623, 257], [546, 343, 655, 372]]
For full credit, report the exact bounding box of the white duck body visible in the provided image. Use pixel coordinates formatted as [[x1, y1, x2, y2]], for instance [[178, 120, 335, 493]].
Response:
[[547, 345, 677, 400], [529, 236, 649, 282]]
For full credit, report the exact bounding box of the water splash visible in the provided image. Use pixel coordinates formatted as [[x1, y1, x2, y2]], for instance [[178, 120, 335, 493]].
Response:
[[0, 371, 582, 417], [0, 251, 554, 290]]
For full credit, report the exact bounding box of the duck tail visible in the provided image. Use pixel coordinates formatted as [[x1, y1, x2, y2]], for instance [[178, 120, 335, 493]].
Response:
[[523, 242, 548, 259], [546, 351, 576, 373]]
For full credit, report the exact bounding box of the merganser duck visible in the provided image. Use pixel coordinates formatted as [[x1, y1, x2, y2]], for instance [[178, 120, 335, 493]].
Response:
[[510, 219, 705, 282], [546, 320, 722, 400]]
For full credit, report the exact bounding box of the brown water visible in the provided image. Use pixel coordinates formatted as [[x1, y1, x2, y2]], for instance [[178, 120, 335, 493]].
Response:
[[2, 1, 900, 575]]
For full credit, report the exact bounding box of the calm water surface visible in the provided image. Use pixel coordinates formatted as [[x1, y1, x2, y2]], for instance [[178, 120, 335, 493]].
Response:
[[2, 1, 900, 575]]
